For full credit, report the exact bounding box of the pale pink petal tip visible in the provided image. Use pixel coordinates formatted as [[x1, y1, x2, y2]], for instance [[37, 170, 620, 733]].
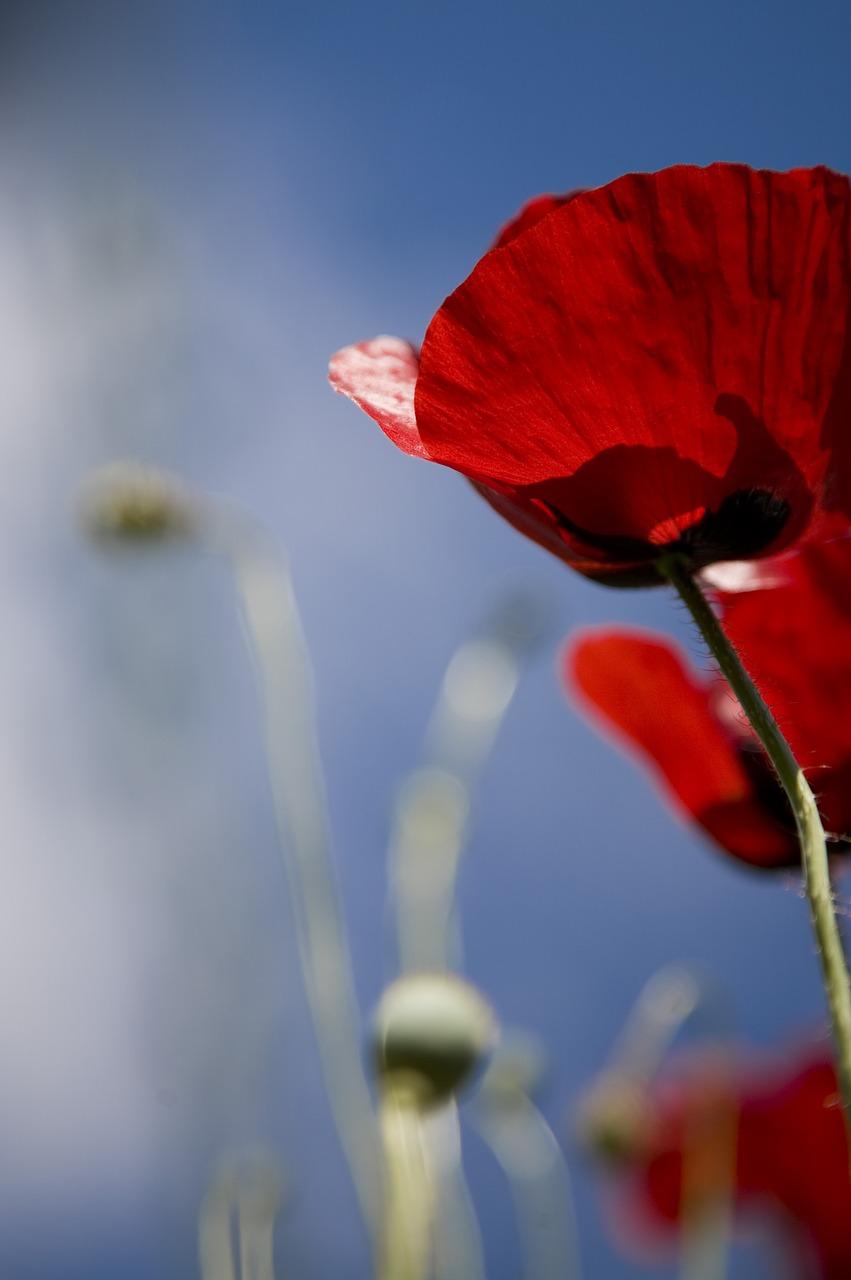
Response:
[[699, 559, 791, 593], [328, 335, 430, 459]]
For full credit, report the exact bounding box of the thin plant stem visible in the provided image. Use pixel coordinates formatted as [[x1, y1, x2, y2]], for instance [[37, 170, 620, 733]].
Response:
[[660, 552, 851, 1138], [387, 601, 546, 1273], [199, 1156, 286, 1280], [677, 1057, 737, 1280], [198, 1170, 238, 1280], [392, 589, 550, 973], [377, 1090, 435, 1280], [472, 1062, 583, 1280], [392, 633, 519, 972], [84, 470, 383, 1259], [391, 766, 471, 974], [207, 507, 384, 1252], [609, 965, 702, 1083], [428, 1103, 486, 1280], [679, 1209, 731, 1280], [236, 1158, 286, 1280], [604, 966, 734, 1280]]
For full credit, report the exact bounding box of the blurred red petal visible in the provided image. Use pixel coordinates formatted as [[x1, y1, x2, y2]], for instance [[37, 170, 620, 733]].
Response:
[[603, 1046, 851, 1279], [568, 629, 746, 819], [566, 629, 798, 868]]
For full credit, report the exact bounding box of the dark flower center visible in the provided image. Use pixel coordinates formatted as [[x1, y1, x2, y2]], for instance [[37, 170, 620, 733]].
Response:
[[675, 489, 791, 566], [541, 487, 791, 586]]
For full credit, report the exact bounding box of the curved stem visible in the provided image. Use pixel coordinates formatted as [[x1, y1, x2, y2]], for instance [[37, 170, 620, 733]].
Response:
[[609, 964, 703, 1083], [429, 1103, 486, 1280], [392, 592, 546, 974], [660, 554, 851, 1140], [207, 506, 384, 1252], [473, 1089, 583, 1280]]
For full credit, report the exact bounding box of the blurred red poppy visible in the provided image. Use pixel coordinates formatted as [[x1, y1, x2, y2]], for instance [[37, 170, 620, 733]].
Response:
[[582, 1046, 851, 1279], [330, 164, 851, 585], [564, 535, 851, 869]]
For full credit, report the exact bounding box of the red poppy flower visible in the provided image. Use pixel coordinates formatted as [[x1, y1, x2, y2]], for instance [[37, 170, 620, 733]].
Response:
[[583, 1046, 851, 1279], [563, 534, 851, 869], [330, 164, 851, 585]]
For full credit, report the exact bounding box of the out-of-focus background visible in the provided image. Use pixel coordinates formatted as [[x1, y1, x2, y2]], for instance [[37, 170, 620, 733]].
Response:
[[0, 2, 849, 1276]]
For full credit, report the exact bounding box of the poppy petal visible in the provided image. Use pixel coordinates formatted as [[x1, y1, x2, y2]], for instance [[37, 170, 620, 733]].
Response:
[[329, 335, 430, 459], [490, 190, 585, 249], [565, 629, 796, 867], [416, 164, 851, 551], [567, 629, 749, 816], [472, 480, 660, 583], [600, 1046, 851, 1280], [715, 535, 851, 843]]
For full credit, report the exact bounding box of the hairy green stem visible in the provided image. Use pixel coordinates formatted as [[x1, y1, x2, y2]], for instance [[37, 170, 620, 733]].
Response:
[[660, 554, 851, 1140]]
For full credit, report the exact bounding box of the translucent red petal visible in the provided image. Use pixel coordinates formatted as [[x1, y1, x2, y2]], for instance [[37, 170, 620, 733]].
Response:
[[416, 164, 851, 554], [566, 629, 799, 868], [610, 1049, 851, 1279]]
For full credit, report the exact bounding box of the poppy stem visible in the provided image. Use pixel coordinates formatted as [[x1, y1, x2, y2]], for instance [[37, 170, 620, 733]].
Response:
[[472, 1048, 584, 1280], [377, 1088, 435, 1280], [659, 553, 851, 1142], [206, 507, 385, 1253]]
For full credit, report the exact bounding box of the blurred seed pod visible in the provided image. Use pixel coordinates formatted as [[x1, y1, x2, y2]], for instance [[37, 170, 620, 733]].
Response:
[[372, 973, 499, 1107], [80, 460, 199, 543], [574, 1071, 654, 1164]]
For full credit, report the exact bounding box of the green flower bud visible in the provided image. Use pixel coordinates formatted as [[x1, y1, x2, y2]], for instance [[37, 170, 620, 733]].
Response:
[[372, 973, 498, 1107]]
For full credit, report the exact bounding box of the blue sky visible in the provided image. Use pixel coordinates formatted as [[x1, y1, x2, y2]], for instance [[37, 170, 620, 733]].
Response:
[[0, 2, 849, 1277]]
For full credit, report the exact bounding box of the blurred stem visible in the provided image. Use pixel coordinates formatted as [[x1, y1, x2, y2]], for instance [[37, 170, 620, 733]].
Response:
[[392, 590, 552, 974], [610, 965, 702, 1083], [680, 1219, 730, 1280], [678, 1109, 736, 1280], [429, 1103, 486, 1280], [198, 1157, 285, 1280], [473, 1091, 583, 1280], [237, 1166, 284, 1280], [676, 1050, 737, 1280], [211, 508, 383, 1251], [198, 1176, 238, 1280], [661, 553, 851, 1141], [378, 1090, 435, 1280], [392, 767, 470, 974], [393, 632, 520, 974]]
